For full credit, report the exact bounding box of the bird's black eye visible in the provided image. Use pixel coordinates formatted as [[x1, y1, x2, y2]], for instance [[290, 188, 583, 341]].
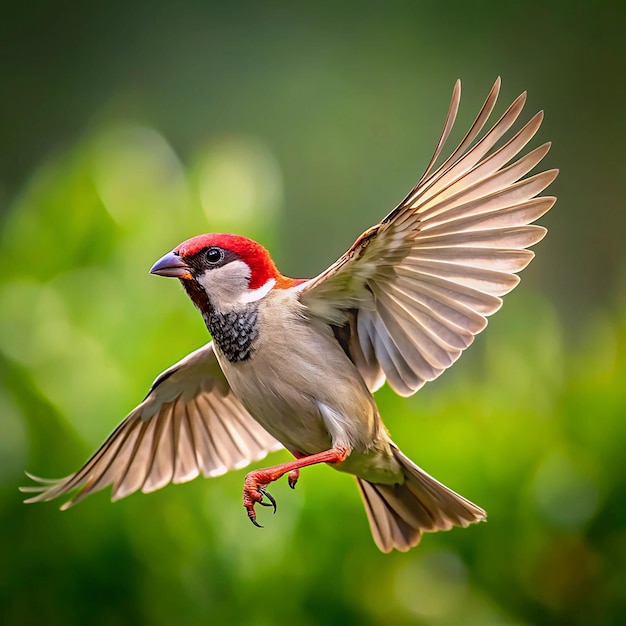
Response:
[[205, 247, 224, 265]]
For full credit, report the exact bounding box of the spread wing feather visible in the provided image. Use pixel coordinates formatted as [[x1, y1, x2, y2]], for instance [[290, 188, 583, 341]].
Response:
[[21, 342, 282, 507], [300, 78, 557, 395]]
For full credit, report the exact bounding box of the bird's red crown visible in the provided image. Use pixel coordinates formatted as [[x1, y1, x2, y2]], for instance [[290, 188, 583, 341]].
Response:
[[175, 233, 300, 290]]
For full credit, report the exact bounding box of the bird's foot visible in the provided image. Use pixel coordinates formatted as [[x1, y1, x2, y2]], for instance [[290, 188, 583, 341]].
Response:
[[242, 449, 348, 527], [288, 469, 300, 489], [243, 473, 277, 528]]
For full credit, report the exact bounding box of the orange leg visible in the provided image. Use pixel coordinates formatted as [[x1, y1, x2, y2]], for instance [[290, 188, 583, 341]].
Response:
[[243, 447, 349, 527]]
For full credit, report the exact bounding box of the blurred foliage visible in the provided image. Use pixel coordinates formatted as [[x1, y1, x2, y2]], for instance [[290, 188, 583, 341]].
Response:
[[1, 2, 625, 625]]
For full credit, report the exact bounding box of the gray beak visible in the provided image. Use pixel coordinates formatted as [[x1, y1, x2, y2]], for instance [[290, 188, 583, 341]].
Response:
[[149, 251, 192, 279]]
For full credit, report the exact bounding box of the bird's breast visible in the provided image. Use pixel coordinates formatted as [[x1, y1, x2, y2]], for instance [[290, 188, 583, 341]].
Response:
[[213, 294, 383, 456]]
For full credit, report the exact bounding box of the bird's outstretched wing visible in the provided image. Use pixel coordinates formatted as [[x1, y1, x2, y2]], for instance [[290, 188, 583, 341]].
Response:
[[299, 78, 558, 396], [21, 342, 282, 508]]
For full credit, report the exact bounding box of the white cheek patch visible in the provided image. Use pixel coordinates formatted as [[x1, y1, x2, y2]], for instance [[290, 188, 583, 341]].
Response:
[[196, 261, 275, 309], [197, 260, 252, 309], [239, 278, 276, 304]]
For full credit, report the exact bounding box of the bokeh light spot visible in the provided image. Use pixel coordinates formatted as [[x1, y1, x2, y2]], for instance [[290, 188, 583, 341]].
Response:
[[91, 124, 190, 234], [532, 451, 600, 528], [193, 136, 282, 233], [395, 550, 468, 619]]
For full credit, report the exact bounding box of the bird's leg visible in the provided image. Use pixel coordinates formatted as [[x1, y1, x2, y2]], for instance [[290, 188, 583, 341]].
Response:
[[243, 446, 349, 527]]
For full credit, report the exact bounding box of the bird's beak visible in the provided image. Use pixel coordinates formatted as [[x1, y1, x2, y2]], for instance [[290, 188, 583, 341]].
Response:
[[149, 251, 192, 279]]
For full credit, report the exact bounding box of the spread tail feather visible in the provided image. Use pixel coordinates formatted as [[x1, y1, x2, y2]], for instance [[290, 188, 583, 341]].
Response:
[[356, 446, 486, 552]]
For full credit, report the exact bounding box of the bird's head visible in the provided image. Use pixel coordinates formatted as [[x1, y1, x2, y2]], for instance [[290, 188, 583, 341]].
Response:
[[150, 233, 298, 311]]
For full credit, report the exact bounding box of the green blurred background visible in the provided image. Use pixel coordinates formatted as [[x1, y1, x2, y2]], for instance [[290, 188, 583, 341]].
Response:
[[1, 2, 625, 624]]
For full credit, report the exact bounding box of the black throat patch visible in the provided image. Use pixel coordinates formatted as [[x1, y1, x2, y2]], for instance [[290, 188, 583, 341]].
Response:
[[204, 304, 259, 363]]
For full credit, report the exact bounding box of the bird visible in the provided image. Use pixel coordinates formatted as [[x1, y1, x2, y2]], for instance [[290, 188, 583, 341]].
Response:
[[22, 78, 557, 552]]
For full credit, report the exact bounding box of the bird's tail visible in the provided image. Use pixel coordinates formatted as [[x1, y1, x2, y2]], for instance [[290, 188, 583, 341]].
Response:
[[356, 446, 486, 552]]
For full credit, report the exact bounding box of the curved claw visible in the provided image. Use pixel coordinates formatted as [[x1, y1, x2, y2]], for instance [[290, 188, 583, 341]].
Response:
[[259, 487, 277, 514], [288, 469, 300, 489], [247, 511, 263, 528]]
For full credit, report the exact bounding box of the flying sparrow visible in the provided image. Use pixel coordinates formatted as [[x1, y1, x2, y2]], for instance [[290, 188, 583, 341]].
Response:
[[22, 78, 557, 552]]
